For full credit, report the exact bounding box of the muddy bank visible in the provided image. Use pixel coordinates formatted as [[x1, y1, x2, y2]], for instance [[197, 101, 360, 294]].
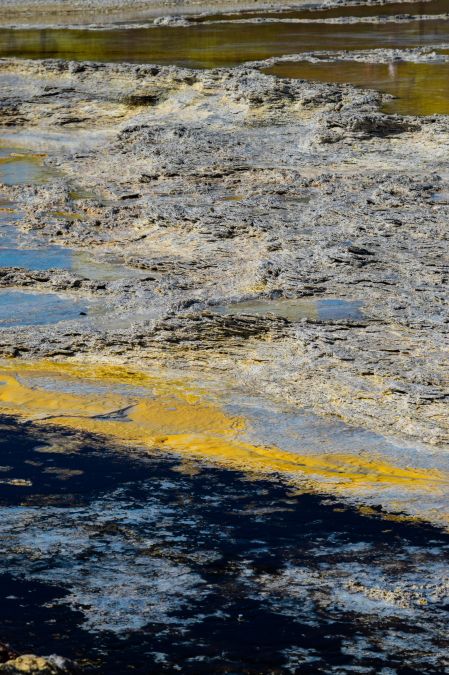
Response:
[[0, 57, 448, 449]]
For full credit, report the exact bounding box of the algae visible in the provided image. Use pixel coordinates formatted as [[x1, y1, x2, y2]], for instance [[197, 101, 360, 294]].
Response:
[[0, 360, 446, 516]]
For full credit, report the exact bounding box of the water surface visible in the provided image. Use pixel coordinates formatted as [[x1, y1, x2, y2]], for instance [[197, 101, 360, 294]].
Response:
[[265, 60, 449, 116], [0, 19, 448, 67], [0, 147, 57, 185], [0, 290, 89, 327], [199, 0, 449, 22], [0, 147, 149, 281]]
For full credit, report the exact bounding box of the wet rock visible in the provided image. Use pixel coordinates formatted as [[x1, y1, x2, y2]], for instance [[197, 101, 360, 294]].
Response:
[[326, 111, 420, 136]]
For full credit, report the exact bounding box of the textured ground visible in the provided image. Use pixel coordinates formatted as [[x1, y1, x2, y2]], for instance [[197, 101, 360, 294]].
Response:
[[0, 1, 448, 673], [0, 56, 448, 449]]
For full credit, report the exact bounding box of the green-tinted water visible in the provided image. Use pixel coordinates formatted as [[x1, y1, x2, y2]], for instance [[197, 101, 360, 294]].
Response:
[[264, 60, 449, 116], [0, 18, 448, 68], [197, 0, 449, 22]]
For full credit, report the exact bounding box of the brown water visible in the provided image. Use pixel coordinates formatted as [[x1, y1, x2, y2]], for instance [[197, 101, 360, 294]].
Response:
[[197, 0, 449, 22], [264, 60, 449, 116], [0, 18, 448, 68]]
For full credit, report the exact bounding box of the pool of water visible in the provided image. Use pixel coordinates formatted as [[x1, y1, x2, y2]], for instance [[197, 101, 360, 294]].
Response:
[[214, 297, 364, 321], [0, 147, 58, 186], [0, 18, 448, 68], [0, 290, 90, 327], [264, 59, 449, 116], [198, 0, 449, 22]]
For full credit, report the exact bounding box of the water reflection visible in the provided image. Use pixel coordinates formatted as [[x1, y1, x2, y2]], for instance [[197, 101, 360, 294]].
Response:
[[0, 18, 448, 67], [0, 147, 57, 186], [264, 60, 449, 116], [199, 0, 449, 23], [0, 290, 89, 327]]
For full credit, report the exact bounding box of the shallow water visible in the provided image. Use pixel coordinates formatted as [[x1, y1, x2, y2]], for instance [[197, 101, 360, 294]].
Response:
[[0, 416, 447, 673], [214, 297, 364, 321], [264, 59, 449, 116], [0, 147, 150, 281], [0, 218, 146, 281], [0, 147, 58, 185], [0, 18, 448, 67], [0, 246, 72, 270], [198, 0, 449, 22], [0, 290, 90, 326], [0, 245, 143, 281], [69, 251, 150, 282]]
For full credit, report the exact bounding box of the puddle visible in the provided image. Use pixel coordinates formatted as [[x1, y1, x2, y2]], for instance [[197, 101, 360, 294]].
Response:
[[213, 297, 364, 321], [264, 60, 449, 116], [0, 246, 150, 280], [431, 190, 449, 203], [0, 147, 58, 186], [0, 416, 447, 672], [0, 246, 72, 270], [69, 251, 150, 282], [0, 212, 145, 280], [0, 212, 148, 281], [0, 18, 448, 68], [0, 291, 90, 327]]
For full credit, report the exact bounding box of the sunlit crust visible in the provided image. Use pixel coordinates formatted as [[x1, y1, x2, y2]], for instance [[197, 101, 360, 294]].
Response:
[[0, 360, 446, 502]]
